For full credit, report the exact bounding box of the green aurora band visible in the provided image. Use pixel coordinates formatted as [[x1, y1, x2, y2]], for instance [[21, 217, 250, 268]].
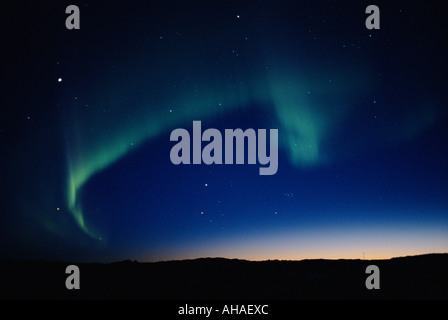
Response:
[[63, 48, 436, 241]]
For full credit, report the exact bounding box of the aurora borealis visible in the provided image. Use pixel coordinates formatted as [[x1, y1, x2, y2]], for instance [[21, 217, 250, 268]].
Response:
[[1, 0, 447, 263]]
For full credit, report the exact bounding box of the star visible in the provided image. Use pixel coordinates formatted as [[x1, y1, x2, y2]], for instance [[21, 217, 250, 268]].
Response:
[[57, 78, 62, 82]]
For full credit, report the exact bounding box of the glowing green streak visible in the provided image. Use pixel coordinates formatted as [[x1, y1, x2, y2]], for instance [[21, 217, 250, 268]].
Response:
[[65, 57, 368, 238], [66, 85, 252, 238], [267, 64, 363, 167]]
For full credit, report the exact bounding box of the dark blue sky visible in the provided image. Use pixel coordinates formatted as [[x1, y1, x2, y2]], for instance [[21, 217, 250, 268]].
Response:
[[1, 0, 447, 262]]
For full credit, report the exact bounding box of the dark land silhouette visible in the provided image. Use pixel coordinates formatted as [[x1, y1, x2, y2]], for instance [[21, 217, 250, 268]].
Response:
[[1, 253, 447, 300]]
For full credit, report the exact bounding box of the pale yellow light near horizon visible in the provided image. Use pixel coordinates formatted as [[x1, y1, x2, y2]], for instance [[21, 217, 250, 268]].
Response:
[[138, 223, 448, 262]]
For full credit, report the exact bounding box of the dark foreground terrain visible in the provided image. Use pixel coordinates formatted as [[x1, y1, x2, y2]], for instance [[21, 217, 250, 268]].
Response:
[[1, 253, 447, 299]]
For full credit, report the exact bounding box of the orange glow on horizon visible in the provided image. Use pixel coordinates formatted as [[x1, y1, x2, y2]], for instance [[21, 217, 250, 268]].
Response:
[[139, 223, 448, 262]]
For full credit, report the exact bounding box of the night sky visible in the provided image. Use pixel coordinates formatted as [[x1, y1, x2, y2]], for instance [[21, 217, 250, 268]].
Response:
[[1, 0, 447, 263]]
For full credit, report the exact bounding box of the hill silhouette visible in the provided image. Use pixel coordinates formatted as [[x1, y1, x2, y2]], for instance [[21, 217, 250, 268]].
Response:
[[1, 253, 447, 299]]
